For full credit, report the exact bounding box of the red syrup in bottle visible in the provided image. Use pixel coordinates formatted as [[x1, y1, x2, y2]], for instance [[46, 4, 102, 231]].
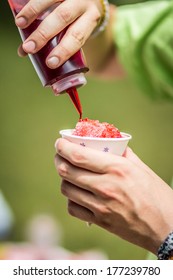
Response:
[[8, 1, 88, 118]]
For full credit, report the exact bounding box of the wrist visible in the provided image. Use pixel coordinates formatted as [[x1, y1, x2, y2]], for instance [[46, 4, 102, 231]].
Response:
[[91, 0, 110, 38], [145, 218, 173, 256]]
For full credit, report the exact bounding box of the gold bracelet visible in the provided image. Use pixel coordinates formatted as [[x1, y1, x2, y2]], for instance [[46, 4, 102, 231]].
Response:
[[91, 0, 110, 38], [99, 0, 107, 26]]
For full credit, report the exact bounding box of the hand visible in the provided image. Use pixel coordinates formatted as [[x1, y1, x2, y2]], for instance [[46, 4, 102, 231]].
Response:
[[15, 0, 104, 68], [54, 138, 173, 254]]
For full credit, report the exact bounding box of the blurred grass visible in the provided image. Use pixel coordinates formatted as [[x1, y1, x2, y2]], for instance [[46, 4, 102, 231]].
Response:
[[1, 5, 173, 260]]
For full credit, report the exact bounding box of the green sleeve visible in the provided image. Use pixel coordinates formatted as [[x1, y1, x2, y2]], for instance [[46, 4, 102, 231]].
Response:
[[113, 1, 173, 100]]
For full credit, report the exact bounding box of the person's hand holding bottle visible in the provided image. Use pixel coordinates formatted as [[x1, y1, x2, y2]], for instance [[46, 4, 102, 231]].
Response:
[[15, 0, 113, 71]]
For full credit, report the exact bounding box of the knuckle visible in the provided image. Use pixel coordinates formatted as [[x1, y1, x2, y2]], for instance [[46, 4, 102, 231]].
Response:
[[71, 29, 85, 47], [29, 3, 40, 17], [109, 164, 126, 177], [58, 44, 71, 61], [93, 7, 102, 24], [70, 150, 86, 165], [89, 5, 102, 25], [94, 178, 115, 199], [58, 8, 73, 25], [95, 203, 110, 217], [58, 162, 69, 178], [37, 27, 50, 42], [99, 186, 114, 199]]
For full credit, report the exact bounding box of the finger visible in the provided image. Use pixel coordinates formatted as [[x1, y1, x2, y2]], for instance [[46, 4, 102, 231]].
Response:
[[61, 180, 96, 210], [15, 0, 60, 28], [55, 153, 126, 198], [68, 200, 121, 233], [67, 200, 95, 223], [17, 44, 27, 57], [22, 1, 85, 55], [55, 155, 106, 194], [46, 12, 98, 68], [55, 138, 123, 173]]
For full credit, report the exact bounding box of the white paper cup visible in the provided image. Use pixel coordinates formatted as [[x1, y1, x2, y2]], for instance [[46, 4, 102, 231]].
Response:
[[59, 129, 132, 156]]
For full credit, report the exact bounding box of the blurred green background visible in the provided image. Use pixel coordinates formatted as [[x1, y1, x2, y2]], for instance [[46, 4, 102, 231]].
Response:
[[0, 1, 173, 260]]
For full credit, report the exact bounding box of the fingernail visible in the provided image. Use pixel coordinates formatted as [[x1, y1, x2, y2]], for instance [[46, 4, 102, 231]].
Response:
[[23, 41, 36, 53], [15, 17, 27, 27], [47, 56, 60, 68]]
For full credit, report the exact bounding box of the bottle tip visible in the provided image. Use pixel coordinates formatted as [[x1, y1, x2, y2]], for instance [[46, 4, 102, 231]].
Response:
[[51, 73, 87, 95]]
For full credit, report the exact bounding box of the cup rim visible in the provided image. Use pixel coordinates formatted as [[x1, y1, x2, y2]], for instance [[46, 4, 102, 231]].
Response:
[[59, 129, 132, 141]]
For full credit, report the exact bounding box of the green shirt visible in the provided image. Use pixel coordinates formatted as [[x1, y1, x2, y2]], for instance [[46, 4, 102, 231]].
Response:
[[113, 0, 173, 100]]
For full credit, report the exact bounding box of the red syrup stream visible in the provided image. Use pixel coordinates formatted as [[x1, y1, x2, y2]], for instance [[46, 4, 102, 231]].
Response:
[[66, 87, 83, 120]]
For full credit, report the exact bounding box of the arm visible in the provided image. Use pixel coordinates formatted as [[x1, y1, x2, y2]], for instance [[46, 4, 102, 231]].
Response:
[[54, 138, 173, 255]]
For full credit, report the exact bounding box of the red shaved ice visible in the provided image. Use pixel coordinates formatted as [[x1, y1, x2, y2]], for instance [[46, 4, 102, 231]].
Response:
[[72, 118, 122, 138]]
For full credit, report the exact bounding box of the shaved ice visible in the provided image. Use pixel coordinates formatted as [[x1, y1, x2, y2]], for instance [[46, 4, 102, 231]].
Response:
[[72, 118, 122, 138]]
